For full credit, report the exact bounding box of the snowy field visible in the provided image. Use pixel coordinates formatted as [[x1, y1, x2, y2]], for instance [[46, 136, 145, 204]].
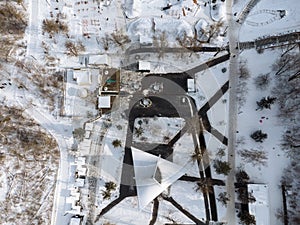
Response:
[[239, 0, 300, 41], [236, 47, 293, 225]]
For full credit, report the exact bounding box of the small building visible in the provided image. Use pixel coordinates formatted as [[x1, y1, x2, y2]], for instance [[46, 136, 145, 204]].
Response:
[[88, 54, 110, 66], [138, 61, 151, 72], [75, 178, 85, 188], [69, 217, 82, 225], [84, 122, 94, 131], [73, 70, 92, 86], [139, 35, 153, 46], [187, 78, 195, 92], [98, 96, 111, 109], [84, 130, 91, 139], [247, 184, 270, 225]]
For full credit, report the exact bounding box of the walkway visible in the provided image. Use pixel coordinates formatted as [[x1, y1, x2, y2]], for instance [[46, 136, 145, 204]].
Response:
[[238, 31, 300, 50], [225, 0, 240, 223]]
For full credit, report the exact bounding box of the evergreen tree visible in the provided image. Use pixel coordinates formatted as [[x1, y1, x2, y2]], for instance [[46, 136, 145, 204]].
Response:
[[236, 170, 250, 184], [238, 211, 256, 225], [250, 130, 268, 142], [213, 160, 231, 175], [112, 139, 122, 148], [256, 96, 276, 110]]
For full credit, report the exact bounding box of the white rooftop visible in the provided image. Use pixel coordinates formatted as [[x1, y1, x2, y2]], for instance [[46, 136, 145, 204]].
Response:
[[88, 54, 110, 65], [187, 78, 195, 92], [85, 122, 94, 131], [69, 217, 81, 225], [73, 70, 92, 86], [138, 61, 151, 71], [248, 184, 270, 225], [132, 147, 186, 209], [98, 96, 111, 108]]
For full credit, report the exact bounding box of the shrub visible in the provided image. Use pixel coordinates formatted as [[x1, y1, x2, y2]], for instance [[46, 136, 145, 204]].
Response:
[[213, 160, 231, 175]]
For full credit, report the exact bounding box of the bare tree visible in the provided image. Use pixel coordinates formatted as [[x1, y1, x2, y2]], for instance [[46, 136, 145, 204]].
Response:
[[217, 192, 229, 206], [281, 126, 300, 153], [206, 20, 224, 43], [65, 40, 85, 56], [100, 34, 112, 51], [238, 148, 268, 167], [111, 30, 130, 49], [213, 160, 231, 175], [0, 3, 27, 35], [42, 19, 68, 35], [254, 73, 271, 90]]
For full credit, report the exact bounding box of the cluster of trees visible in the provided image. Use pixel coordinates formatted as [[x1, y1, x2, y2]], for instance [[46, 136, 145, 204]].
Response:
[[0, 2, 27, 61], [236, 60, 251, 110], [0, 2, 27, 35], [272, 46, 300, 223], [98, 30, 130, 51], [42, 18, 68, 35], [238, 211, 256, 225], [0, 105, 59, 224], [73, 128, 85, 142]]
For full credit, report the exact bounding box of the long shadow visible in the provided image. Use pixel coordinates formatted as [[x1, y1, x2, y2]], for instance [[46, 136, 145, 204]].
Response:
[[179, 175, 225, 186], [198, 131, 218, 222], [198, 81, 229, 116], [94, 196, 125, 222], [185, 53, 230, 75], [162, 196, 206, 225], [149, 198, 159, 225]]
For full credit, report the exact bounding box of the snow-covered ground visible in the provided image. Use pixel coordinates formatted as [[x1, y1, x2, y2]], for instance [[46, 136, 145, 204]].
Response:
[[133, 117, 185, 144], [235, 47, 292, 225], [239, 0, 300, 41]]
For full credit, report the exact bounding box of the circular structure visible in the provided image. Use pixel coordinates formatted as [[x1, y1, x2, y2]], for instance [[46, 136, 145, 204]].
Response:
[[78, 88, 88, 98], [139, 98, 152, 108]]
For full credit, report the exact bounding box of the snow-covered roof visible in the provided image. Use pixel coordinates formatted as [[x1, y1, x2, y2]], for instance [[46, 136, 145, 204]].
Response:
[[248, 184, 270, 225], [75, 157, 86, 165], [138, 61, 151, 72], [75, 178, 85, 188], [132, 147, 186, 209], [88, 54, 110, 66], [69, 217, 81, 225], [187, 78, 195, 92], [85, 122, 94, 131], [98, 96, 111, 108], [139, 35, 153, 45], [73, 70, 92, 86]]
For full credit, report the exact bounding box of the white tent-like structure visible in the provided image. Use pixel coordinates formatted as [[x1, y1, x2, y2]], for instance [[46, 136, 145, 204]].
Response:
[[132, 147, 186, 209]]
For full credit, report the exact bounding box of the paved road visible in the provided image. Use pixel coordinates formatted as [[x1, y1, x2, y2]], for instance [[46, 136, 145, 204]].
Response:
[[226, 0, 240, 224], [13, 84, 73, 225]]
